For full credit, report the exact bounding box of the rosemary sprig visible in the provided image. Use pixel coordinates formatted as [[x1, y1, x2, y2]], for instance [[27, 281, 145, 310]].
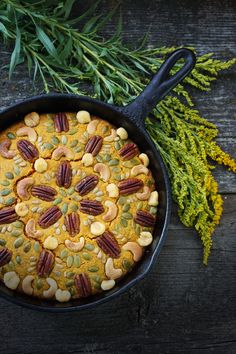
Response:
[[0, 0, 235, 263]]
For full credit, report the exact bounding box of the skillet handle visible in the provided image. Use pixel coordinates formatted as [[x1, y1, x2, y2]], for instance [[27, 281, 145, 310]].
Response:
[[120, 48, 196, 129]]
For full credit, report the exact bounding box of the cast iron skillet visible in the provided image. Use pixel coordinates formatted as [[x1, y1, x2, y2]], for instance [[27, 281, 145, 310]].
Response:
[[0, 48, 195, 311]]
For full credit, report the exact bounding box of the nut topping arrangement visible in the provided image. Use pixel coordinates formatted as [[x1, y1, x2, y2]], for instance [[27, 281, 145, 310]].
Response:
[[0, 110, 158, 302]]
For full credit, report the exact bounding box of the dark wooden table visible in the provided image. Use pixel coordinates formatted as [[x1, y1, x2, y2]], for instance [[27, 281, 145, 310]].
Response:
[[0, 1, 235, 353]]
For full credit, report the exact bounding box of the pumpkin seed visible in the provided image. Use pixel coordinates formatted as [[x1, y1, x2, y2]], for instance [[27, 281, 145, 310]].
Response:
[[122, 204, 130, 212], [70, 204, 78, 212], [88, 266, 99, 273], [82, 252, 91, 261], [24, 242, 31, 253], [84, 244, 95, 251], [44, 142, 54, 150], [94, 283, 101, 290], [66, 255, 74, 268], [0, 189, 11, 196], [73, 255, 81, 268], [74, 146, 82, 153], [109, 159, 119, 166], [34, 242, 40, 252], [123, 259, 132, 271], [13, 166, 20, 176], [96, 155, 103, 162], [114, 175, 122, 181], [67, 187, 75, 195], [137, 201, 143, 210], [91, 275, 101, 283], [112, 166, 120, 173], [66, 280, 74, 287], [0, 180, 10, 186], [60, 249, 68, 259], [51, 136, 60, 145], [70, 287, 76, 296], [59, 189, 67, 197], [16, 255, 22, 264], [121, 218, 128, 227], [70, 139, 78, 148], [46, 127, 54, 133], [104, 154, 111, 162], [61, 135, 68, 145], [11, 230, 22, 237], [53, 197, 62, 205], [5, 172, 14, 180], [8, 261, 15, 270], [122, 212, 133, 220], [7, 132, 15, 139], [66, 271, 75, 279], [5, 197, 16, 205], [114, 141, 121, 150], [45, 121, 53, 127], [118, 196, 127, 205], [0, 239, 6, 246], [13, 221, 23, 229], [150, 206, 157, 214], [102, 125, 109, 134], [147, 179, 153, 187], [36, 278, 43, 290], [69, 128, 78, 135], [14, 237, 23, 248], [61, 203, 68, 214]]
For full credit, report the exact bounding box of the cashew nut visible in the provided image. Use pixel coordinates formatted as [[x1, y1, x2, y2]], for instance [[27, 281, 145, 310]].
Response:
[[55, 289, 71, 302], [0, 139, 16, 159], [148, 191, 159, 206], [25, 218, 43, 238], [103, 201, 118, 222], [87, 119, 99, 134], [16, 126, 37, 142], [24, 112, 40, 127], [136, 186, 151, 201], [137, 231, 153, 247], [101, 279, 115, 291], [105, 258, 122, 280], [43, 278, 58, 299], [52, 146, 75, 160], [65, 237, 85, 252], [116, 127, 128, 140], [122, 241, 143, 262], [131, 164, 149, 177], [90, 222, 106, 236], [3, 271, 20, 290], [82, 153, 94, 166], [22, 275, 34, 295], [139, 153, 149, 167], [106, 183, 119, 198], [94, 163, 110, 182], [104, 129, 117, 142], [76, 110, 91, 124], [17, 177, 34, 200], [44, 236, 59, 250]]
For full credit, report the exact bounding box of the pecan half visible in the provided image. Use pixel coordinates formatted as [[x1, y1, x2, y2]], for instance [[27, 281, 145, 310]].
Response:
[[36, 250, 54, 277], [64, 212, 80, 237], [134, 210, 155, 227], [56, 161, 72, 188], [74, 273, 92, 298], [75, 175, 99, 196], [96, 231, 120, 258], [31, 185, 57, 201], [0, 247, 12, 267], [54, 112, 69, 133], [80, 200, 104, 216], [17, 139, 39, 162], [119, 143, 138, 160], [118, 178, 143, 195], [85, 135, 103, 156], [0, 207, 18, 224], [38, 206, 62, 228]]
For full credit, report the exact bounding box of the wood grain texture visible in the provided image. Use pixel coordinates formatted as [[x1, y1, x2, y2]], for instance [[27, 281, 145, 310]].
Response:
[[0, 1, 235, 353]]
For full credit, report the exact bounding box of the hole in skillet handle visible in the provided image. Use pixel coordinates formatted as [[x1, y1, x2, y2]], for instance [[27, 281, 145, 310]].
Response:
[[118, 48, 196, 130]]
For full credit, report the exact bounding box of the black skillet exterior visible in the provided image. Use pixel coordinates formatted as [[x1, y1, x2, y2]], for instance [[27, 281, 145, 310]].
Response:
[[0, 49, 195, 311]]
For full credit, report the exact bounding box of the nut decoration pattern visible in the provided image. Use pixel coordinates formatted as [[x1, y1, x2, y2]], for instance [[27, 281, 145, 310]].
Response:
[[0, 111, 158, 302]]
